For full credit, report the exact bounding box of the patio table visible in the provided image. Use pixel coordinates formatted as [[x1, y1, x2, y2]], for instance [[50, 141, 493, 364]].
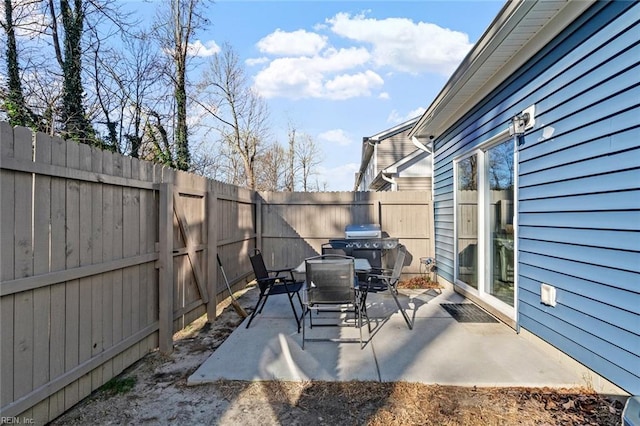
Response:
[[293, 257, 372, 274]]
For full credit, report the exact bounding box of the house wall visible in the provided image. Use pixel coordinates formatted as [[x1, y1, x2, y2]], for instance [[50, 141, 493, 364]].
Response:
[[362, 129, 418, 191], [376, 129, 417, 170], [432, 1, 639, 394], [361, 145, 377, 190], [396, 177, 432, 192]]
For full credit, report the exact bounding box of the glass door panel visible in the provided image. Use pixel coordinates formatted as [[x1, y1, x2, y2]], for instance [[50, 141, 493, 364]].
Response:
[[456, 155, 478, 289], [487, 140, 514, 306]]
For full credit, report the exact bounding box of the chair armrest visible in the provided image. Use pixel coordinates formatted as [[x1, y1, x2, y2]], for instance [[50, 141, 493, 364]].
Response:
[[268, 266, 294, 274], [256, 276, 279, 285], [268, 266, 300, 281]]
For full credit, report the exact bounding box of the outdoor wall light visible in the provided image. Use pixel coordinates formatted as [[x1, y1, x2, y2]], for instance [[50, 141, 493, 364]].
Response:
[[509, 104, 536, 137], [509, 112, 530, 136]]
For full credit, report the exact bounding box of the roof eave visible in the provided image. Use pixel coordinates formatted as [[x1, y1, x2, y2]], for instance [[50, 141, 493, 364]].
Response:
[[409, 0, 595, 140]]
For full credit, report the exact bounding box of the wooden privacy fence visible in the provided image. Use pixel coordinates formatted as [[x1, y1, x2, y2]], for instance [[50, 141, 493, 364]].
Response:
[[258, 191, 433, 273], [0, 123, 432, 424]]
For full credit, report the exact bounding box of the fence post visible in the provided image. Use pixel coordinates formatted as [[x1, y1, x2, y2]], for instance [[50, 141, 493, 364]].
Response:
[[206, 190, 218, 322], [158, 183, 174, 354], [255, 196, 262, 252]]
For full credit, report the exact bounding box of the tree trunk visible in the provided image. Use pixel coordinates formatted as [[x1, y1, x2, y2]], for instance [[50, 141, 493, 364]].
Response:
[[59, 0, 94, 144], [3, 0, 34, 127]]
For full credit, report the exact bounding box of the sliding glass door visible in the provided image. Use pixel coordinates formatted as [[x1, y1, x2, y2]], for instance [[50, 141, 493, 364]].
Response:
[[455, 138, 515, 314], [486, 140, 515, 307], [456, 155, 479, 289]]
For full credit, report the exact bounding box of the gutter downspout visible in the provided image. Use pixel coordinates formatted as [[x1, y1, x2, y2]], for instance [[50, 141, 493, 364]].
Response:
[[413, 135, 436, 271], [381, 171, 397, 191], [413, 136, 435, 201]]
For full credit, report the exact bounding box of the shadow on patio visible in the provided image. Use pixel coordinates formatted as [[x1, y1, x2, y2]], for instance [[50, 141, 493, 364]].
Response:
[[189, 287, 588, 388]]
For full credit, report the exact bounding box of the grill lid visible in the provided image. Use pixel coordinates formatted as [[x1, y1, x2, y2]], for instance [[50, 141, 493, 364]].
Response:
[[345, 223, 381, 239]]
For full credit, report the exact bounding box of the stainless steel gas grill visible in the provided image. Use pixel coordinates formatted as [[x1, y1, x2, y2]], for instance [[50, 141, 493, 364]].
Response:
[[327, 224, 399, 269]]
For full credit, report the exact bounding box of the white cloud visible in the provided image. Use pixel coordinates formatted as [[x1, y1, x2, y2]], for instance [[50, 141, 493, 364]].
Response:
[[387, 107, 426, 123], [327, 12, 472, 75], [246, 57, 269, 66], [318, 129, 353, 146], [257, 29, 327, 56], [187, 40, 220, 57], [324, 70, 383, 100], [251, 11, 471, 100], [252, 47, 373, 99]]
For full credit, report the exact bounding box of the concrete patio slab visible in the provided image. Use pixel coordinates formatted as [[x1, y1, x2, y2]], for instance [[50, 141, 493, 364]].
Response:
[[188, 288, 591, 389]]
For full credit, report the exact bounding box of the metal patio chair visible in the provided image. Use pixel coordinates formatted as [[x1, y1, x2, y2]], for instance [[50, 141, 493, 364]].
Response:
[[302, 255, 368, 349], [363, 244, 413, 329], [247, 248, 304, 331]]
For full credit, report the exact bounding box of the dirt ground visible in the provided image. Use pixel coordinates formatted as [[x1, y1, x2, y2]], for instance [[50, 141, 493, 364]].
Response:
[[50, 285, 625, 425]]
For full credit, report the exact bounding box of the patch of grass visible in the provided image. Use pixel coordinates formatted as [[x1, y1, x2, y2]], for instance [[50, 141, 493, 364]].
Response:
[[101, 376, 136, 395]]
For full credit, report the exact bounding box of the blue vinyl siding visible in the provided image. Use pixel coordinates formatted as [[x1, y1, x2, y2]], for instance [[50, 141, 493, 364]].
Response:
[[432, 1, 640, 393]]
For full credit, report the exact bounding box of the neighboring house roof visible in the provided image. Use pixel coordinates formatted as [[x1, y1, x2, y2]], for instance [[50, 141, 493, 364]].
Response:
[[354, 116, 422, 190], [368, 148, 430, 191], [409, 0, 595, 141]]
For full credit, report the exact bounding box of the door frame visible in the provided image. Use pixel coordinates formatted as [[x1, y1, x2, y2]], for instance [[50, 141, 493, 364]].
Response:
[[453, 129, 518, 321]]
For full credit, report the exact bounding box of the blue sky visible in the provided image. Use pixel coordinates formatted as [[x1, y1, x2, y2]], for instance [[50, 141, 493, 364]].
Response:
[[155, 0, 505, 190]]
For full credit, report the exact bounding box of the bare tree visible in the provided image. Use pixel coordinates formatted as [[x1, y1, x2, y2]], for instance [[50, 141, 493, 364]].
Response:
[[295, 132, 323, 191], [285, 124, 295, 191], [154, 0, 210, 171], [196, 42, 270, 190], [87, 27, 165, 156], [257, 142, 287, 191]]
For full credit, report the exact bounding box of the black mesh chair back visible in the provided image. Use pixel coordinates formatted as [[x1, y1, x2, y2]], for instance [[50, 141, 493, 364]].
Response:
[[365, 244, 413, 330], [246, 248, 304, 331], [249, 249, 271, 292], [305, 256, 355, 304], [302, 255, 366, 349]]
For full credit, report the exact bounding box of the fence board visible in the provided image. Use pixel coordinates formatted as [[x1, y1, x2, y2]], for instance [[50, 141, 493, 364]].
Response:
[[129, 158, 142, 363], [90, 147, 104, 390], [78, 144, 93, 397], [48, 135, 67, 418], [0, 123, 15, 408], [64, 140, 80, 410], [0, 296, 14, 409], [159, 183, 174, 353], [111, 153, 124, 375], [138, 161, 150, 329], [101, 151, 114, 382], [146, 164, 158, 327], [121, 157, 133, 343], [33, 132, 52, 419], [207, 191, 217, 321], [13, 126, 34, 403]]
